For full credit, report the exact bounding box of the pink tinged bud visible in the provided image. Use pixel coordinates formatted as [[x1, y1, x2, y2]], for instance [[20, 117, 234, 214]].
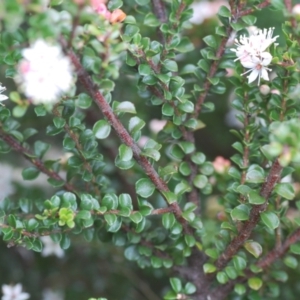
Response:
[[292, 4, 300, 16], [212, 156, 231, 174], [217, 211, 227, 221], [259, 84, 270, 95], [110, 9, 127, 23], [271, 89, 280, 95]]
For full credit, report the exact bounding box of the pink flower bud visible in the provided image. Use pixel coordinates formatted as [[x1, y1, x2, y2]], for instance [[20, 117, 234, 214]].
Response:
[[213, 156, 230, 174], [259, 84, 270, 95]]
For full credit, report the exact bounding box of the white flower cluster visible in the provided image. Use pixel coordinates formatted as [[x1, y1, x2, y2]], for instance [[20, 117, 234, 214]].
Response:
[[231, 28, 279, 85], [15, 40, 73, 105], [40, 236, 64, 258], [0, 84, 8, 105], [1, 284, 29, 300]]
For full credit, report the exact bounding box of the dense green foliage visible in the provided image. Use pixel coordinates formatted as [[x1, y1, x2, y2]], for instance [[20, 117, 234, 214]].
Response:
[[1, 0, 300, 299]]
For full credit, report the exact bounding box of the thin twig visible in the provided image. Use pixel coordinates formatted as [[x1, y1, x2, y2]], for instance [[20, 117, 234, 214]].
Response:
[[210, 227, 300, 300], [215, 158, 282, 270], [0, 128, 75, 193]]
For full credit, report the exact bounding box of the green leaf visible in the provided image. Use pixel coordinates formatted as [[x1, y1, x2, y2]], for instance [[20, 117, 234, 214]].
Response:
[[225, 266, 238, 280], [203, 35, 217, 49], [144, 12, 160, 27], [170, 277, 182, 293], [248, 277, 263, 291], [231, 204, 250, 221], [193, 174, 208, 189], [290, 243, 300, 255], [93, 120, 111, 139], [274, 183, 295, 200], [151, 256, 163, 268], [119, 144, 133, 161], [247, 191, 265, 205], [107, 217, 122, 232], [123, 24, 139, 41], [19, 198, 32, 213], [163, 291, 177, 299], [22, 167, 40, 180], [174, 181, 192, 196], [26, 219, 39, 231], [191, 152, 206, 165], [76, 210, 92, 220], [119, 193, 132, 209], [130, 212, 143, 224], [99, 79, 115, 92], [102, 194, 118, 210], [244, 241, 263, 258], [241, 15, 257, 26], [163, 60, 178, 72], [162, 213, 176, 229], [234, 284, 246, 295], [138, 64, 152, 76], [76, 93, 92, 109], [128, 116, 145, 134], [34, 141, 50, 158], [34, 105, 47, 116], [261, 211, 279, 230], [60, 234, 71, 249], [217, 271, 228, 284], [104, 214, 117, 226], [184, 282, 196, 295], [284, 256, 298, 269], [233, 255, 247, 270], [162, 103, 174, 116], [203, 263, 216, 273], [142, 148, 161, 161], [124, 245, 139, 261], [246, 165, 265, 183], [135, 178, 155, 198], [31, 238, 43, 252], [114, 101, 136, 114], [218, 5, 231, 17], [205, 248, 218, 260], [178, 101, 194, 113]]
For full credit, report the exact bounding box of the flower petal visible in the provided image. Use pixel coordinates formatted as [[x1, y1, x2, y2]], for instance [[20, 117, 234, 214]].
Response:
[[248, 69, 259, 83], [260, 68, 269, 81]]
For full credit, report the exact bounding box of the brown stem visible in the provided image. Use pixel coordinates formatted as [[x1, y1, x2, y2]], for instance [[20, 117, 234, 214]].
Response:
[[151, 0, 167, 44], [215, 158, 283, 270], [193, 28, 233, 118], [0, 128, 75, 193], [210, 227, 300, 299], [238, 0, 271, 17], [257, 227, 300, 268]]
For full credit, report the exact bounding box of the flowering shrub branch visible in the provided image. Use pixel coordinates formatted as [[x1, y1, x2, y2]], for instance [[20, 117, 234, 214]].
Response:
[[1, 0, 300, 299]]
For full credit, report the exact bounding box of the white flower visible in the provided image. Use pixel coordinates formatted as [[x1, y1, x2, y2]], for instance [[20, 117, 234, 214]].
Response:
[[0, 84, 8, 105], [240, 52, 272, 85], [231, 27, 278, 84], [15, 40, 73, 105], [1, 284, 30, 300], [42, 289, 64, 300], [40, 236, 64, 258]]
